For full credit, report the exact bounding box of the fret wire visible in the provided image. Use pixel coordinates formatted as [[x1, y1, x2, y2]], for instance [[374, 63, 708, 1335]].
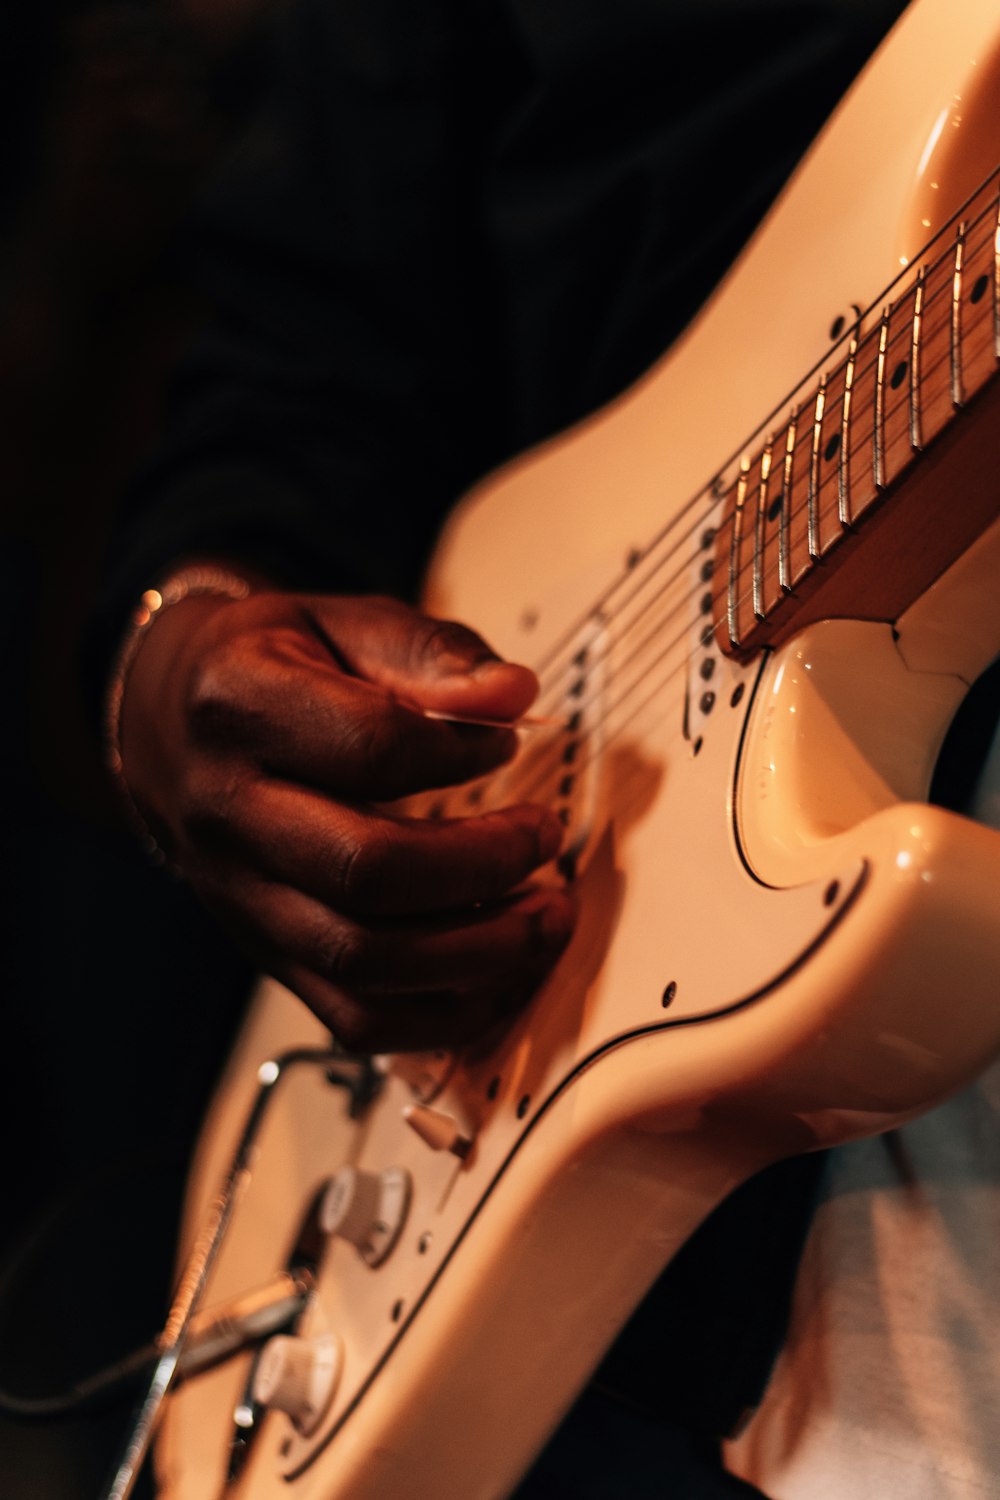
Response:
[[838, 328, 858, 527], [808, 377, 826, 559], [727, 456, 751, 647], [993, 191, 1000, 359], [909, 266, 925, 451], [873, 307, 890, 488], [951, 220, 966, 407], [752, 439, 773, 620], [778, 409, 796, 592]]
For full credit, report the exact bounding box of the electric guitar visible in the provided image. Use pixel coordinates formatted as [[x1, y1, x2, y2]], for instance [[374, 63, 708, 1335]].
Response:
[[143, 1, 1000, 1493]]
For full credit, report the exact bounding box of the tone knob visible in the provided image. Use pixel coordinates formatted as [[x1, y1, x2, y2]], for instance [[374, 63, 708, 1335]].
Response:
[[319, 1165, 411, 1266], [251, 1333, 341, 1436]]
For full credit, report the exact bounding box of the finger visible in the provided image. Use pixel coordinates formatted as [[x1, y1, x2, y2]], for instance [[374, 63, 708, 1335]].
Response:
[[205, 877, 574, 998], [186, 779, 563, 916], [189, 633, 520, 798], [277, 964, 499, 1053], [304, 595, 540, 723], [195, 878, 488, 1050]]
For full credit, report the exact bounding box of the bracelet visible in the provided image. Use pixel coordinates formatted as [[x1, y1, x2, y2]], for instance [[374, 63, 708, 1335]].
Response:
[[104, 565, 252, 865]]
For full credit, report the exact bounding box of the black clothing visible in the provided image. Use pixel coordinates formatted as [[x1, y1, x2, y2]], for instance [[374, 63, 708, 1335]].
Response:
[[91, 0, 906, 695]]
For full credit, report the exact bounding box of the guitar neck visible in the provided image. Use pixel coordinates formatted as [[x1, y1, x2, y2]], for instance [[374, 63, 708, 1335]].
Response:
[[716, 165, 1000, 659]]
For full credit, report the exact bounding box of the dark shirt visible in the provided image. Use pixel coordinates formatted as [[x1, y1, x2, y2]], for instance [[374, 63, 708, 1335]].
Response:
[[92, 0, 906, 677]]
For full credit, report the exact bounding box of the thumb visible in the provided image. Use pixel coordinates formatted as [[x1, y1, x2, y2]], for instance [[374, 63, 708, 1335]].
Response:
[[305, 595, 540, 722]]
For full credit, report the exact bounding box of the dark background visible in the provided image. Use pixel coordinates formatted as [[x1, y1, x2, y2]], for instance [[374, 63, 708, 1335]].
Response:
[[0, 4, 271, 1492]]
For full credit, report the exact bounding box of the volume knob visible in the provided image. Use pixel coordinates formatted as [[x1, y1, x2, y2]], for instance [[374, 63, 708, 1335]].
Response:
[[251, 1333, 341, 1435], [319, 1165, 411, 1266]]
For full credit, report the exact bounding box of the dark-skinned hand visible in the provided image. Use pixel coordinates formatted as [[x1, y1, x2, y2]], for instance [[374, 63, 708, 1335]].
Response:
[[116, 583, 575, 1053]]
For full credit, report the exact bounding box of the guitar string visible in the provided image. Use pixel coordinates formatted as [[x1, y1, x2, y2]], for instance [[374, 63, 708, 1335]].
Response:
[[496, 254, 985, 784], [453, 291, 994, 821], [457, 232, 997, 815], [418, 182, 998, 819], [517, 177, 1000, 706], [499, 203, 997, 796], [499, 301, 986, 816]]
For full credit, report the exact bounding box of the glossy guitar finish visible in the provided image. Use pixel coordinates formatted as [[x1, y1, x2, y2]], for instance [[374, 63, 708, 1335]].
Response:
[[158, 2, 1000, 1494]]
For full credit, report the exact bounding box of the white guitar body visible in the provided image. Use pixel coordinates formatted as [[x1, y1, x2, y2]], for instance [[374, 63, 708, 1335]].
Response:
[[158, 2, 1000, 1494]]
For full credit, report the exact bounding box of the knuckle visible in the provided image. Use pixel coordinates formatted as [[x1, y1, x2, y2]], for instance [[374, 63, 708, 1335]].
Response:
[[341, 705, 404, 774], [313, 917, 368, 988], [327, 1000, 383, 1056], [412, 616, 488, 673], [180, 766, 251, 848], [185, 645, 251, 740], [335, 823, 394, 908]]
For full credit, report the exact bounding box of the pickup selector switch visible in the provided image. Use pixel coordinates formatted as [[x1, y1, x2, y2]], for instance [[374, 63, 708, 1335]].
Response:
[[402, 1103, 472, 1158], [319, 1165, 411, 1266], [251, 1333, 341, 1436]]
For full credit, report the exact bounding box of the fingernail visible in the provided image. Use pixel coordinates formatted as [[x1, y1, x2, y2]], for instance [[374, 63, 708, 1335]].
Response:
[[469, 657, 507, 680]]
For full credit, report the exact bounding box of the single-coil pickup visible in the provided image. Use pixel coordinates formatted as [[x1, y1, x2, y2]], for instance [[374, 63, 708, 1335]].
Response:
[[437, 616, 609, 884]]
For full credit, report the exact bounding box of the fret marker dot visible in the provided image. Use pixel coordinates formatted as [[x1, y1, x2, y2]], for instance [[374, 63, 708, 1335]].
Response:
[[889, 360, 908, 390], [767, 495, 782, 523], [970, 274, 989, 305], [823, 433, 840, 462]]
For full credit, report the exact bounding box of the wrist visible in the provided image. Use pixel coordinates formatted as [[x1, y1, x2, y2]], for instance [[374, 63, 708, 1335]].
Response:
[[105, 565, 254, 861]]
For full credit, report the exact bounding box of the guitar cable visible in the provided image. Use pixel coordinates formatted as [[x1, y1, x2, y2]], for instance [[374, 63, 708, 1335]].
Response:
[[0, 1265, 313, 1419]]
